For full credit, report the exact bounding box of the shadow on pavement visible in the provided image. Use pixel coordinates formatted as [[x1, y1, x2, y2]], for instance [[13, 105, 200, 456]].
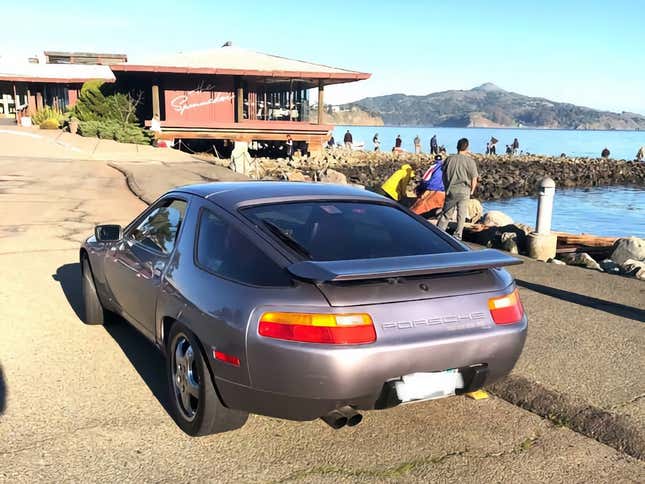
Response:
[[516, 279, 645, 323], [0, 364, 6, 415], [103, 319, 171, 413], [52, 263, 84, 320], [53, 263, 171, 414]]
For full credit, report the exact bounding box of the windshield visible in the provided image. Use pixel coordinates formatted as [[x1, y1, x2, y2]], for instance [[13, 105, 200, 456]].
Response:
[[243, 201, 455, 261]]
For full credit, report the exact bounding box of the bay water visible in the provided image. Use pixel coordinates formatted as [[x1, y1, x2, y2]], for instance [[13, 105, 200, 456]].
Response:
[[333, 125, 645, 160], [332, 126, 644, 237]]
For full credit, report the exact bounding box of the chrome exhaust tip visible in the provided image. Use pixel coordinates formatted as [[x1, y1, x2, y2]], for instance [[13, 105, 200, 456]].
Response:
[[338, 406, 363, 427], [321, 409, 348, 429]]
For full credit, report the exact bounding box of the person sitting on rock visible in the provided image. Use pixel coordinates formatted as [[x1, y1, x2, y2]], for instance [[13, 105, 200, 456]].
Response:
[[380, 164, 414, 203], [601, 147, 610, 158], [636, 146, 644, 162], [410, 155, 445, 217]]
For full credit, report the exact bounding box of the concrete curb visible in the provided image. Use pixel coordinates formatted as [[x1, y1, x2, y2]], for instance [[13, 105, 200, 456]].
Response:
[[490, 375, 644, 460], [107, 162, 156, 205]]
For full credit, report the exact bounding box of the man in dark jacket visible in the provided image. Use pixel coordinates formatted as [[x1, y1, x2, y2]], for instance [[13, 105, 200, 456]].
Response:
[[344, 130, 353, 149]]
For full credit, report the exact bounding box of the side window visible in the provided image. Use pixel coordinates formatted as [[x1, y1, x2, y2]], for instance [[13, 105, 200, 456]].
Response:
[[130, 199, 187, 254], [196, 209, 291, 287]]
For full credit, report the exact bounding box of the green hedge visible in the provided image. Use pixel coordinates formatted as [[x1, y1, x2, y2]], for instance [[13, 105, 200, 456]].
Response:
[[78, 120, 152, 145]]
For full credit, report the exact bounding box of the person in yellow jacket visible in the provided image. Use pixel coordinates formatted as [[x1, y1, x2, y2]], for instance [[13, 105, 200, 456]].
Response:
[[380, 164, 414, 202]]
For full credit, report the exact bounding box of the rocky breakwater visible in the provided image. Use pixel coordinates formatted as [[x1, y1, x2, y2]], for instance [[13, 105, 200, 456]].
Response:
[[252, 151, 645, 200], [474, 154, 645, 200]]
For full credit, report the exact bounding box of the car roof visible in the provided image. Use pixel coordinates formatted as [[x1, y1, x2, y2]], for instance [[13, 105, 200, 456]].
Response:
[[173, 181, 389, 209]]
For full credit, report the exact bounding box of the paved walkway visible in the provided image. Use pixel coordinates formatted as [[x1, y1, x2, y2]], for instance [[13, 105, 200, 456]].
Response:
[[0, 156, 642, 482]]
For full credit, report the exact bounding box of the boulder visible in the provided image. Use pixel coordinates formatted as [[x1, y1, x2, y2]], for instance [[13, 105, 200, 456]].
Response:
[[321, 168, 348, 185], [560, 252, 602, 271], [286, 170, 307, 182], [500, 232, 519, 254], [481, 211, 513, 227], [599, 259, 621, 274], [610, 237, 645, 265], [467, 199, 483, 223], [621, 259, 645, 280]]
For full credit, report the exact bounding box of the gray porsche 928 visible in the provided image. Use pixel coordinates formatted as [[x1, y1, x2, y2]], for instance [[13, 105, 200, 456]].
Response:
[[80, 182, 527, 436]]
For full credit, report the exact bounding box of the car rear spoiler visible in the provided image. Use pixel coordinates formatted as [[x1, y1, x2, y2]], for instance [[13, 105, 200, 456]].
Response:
[[287, 249, 522, 283]]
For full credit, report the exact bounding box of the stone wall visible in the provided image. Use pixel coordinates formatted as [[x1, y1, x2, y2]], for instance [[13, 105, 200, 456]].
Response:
[[253, 151, 645, 201]]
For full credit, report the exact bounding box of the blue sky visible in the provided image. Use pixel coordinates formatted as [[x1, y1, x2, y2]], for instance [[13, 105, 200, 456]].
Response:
[[3, 0, 643, 113]]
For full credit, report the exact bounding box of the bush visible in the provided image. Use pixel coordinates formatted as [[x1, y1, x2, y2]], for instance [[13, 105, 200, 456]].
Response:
[[114, 125, 151, 145], [39, 118, 61, 129], [97, 120, 118, 140], [77, 120, 100, 137], [33, 106, 64, 126], [71, 81, 140, 124], [70, 81, 150, 145], [78, 119, 151, 145]]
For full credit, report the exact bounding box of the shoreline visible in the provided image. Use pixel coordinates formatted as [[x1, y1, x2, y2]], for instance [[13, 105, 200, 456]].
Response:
[[251, 150, 645, 202], [333, 124, 645, 134]]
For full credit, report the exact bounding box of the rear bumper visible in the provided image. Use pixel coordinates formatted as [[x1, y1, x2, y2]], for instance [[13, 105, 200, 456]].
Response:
[[212, 316, 527, 420]]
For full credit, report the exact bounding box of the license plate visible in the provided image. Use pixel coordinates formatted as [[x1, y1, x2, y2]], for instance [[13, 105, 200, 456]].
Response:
[[394, 370, 464, 403]]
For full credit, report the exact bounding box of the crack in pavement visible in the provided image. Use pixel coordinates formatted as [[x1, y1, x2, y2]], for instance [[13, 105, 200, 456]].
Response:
[[609, 393, 645, 411], [273, 434, 542, 482]]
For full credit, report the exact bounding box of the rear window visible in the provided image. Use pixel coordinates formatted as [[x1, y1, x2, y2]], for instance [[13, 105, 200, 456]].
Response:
[[243, 202, 454, 261]]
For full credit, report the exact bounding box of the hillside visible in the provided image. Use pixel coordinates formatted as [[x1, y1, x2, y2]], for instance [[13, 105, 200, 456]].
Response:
[[309, 106, 383, 126], [345, 83, 645, 130]]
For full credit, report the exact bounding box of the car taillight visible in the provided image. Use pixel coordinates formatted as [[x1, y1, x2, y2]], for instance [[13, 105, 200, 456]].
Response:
[[488, 289, 524, 325], [259, 312, 376, 344]]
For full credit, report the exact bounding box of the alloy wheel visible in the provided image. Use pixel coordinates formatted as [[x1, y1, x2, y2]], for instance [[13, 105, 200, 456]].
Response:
[[171, 334, 200, 422]]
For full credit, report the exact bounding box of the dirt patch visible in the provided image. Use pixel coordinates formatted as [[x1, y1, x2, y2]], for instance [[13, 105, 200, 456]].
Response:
[[489, 374, 644, 460]]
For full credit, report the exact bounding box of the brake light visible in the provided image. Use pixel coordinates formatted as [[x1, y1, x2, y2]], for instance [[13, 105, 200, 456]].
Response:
[[488, 289, 524, 325], [259, 312, 376, 344]]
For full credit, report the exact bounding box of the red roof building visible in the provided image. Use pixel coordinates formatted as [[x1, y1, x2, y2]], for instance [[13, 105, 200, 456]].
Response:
[[1, 45, 370, 151], [111, 44, 370, 151]]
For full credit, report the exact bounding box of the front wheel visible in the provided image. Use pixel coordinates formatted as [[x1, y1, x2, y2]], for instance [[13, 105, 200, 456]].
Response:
[[166, 322, 248, 436]]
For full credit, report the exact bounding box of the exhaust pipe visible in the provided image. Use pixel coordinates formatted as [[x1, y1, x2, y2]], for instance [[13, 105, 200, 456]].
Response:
[[320, 409, 347, 429], [337, 406, 363, 427]]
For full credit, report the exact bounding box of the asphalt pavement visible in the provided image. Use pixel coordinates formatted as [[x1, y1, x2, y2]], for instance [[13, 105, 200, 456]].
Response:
[[0, 156, 643, 482]]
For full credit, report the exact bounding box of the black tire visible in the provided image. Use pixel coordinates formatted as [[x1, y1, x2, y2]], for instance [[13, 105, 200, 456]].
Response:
[[166, 321, 248, 436], [81, 257, 105, 325]]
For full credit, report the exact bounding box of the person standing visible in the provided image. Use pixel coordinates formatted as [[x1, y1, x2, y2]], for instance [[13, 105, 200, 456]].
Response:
[[437, 138, 478, 240], [395, 135, 403, 150], [414, 135, 421, 154], [373, 133, 381, 152], [512, 138, 520, 154], [286, 134, 294, 160], [489, 136, 498, 155], [430, 134, 438, 155], [637, 146, 645, 162], [344, 129, 353, 149]]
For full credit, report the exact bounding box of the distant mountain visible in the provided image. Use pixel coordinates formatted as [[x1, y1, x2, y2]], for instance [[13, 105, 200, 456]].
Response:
[[344, 84, 645, 130]]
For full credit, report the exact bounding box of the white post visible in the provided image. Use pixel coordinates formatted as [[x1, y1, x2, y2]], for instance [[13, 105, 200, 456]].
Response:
[[527, 177, 558, 261], [536, 177, 556, 234]]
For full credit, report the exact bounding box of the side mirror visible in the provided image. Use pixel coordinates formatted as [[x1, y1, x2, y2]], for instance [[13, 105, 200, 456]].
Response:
[[95, 224, 123, 242]]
